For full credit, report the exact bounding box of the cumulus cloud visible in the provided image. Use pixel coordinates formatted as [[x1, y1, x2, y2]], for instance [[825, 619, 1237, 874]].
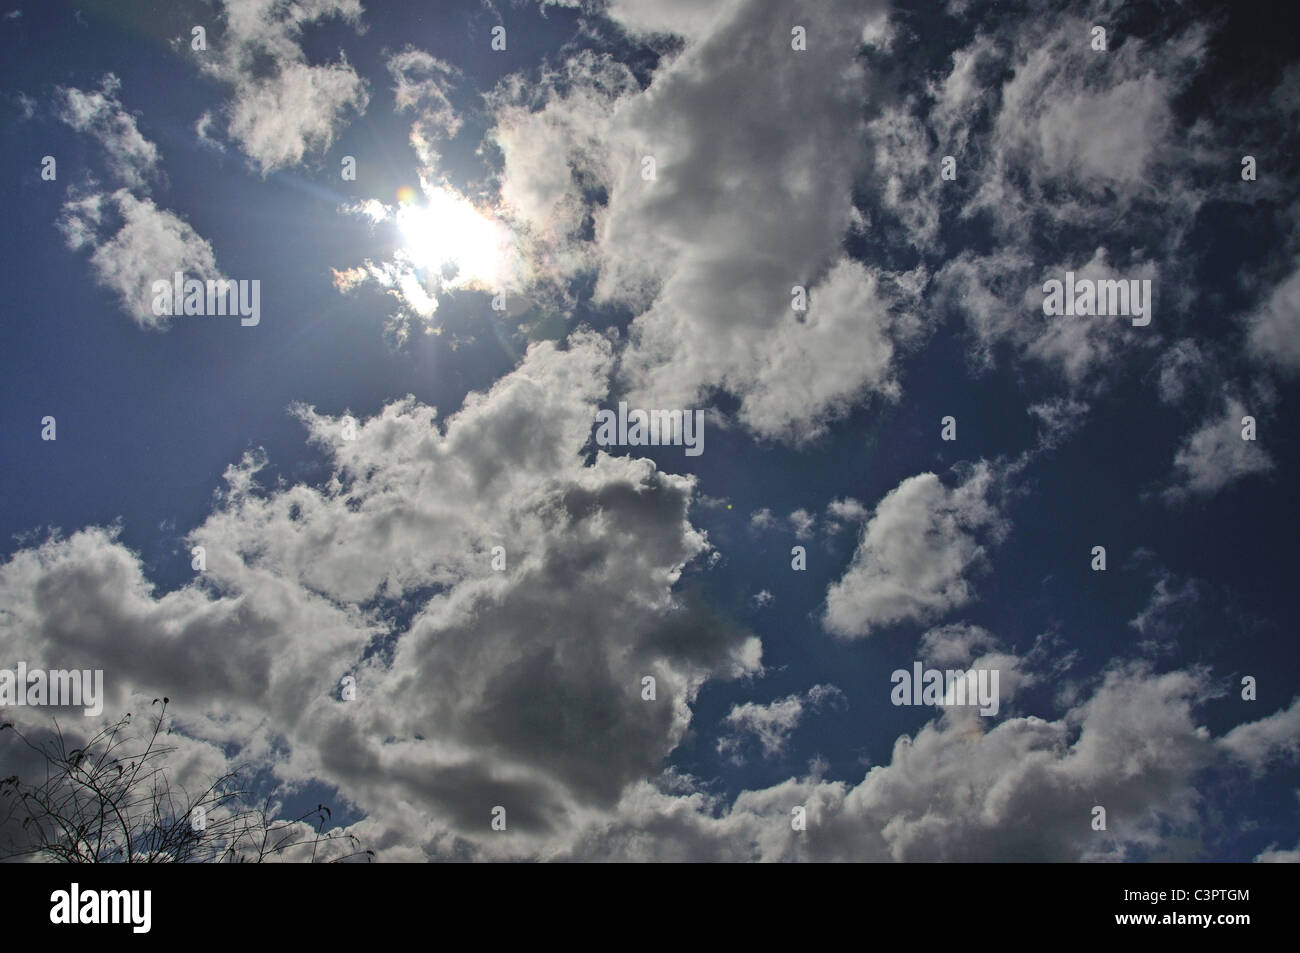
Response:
[[936, 7, 1209, 243], [910, 6, 1213, 395], [197, 0, 369, 175], [10, 0, 1297, 867], [730, 261, 924, 442], [1162, 394, 1273, 502], [0, 521, 375, 756], [52, 76, 228, 330], [225, 61, 369, 175], [485, 50, 639, 301], [56, 73, 159, 189], [787, 509, 815, 540], [604, 0, 913, 439], [58, 189, 223, 329], [917, 622, 1043, 714], [747, 507, 817, 539], [4, 418, 1296, 860], [823, 462, 1008, 639], [717, 684, 844, 765], [1254, 843, 1300, 863], [824, 497, 868, 535], [0, 331, 763, 857], [918, 623, 1001, 666], [484, 0, 920, 444], [1244, 255, 1300, 373], [603, 0, 743, 42], [1219, 697, 1300, 775], [562, 661, 1298, 861]]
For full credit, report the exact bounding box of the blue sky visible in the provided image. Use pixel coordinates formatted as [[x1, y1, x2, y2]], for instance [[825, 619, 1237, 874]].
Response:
[[1, 0, 1299, 862]]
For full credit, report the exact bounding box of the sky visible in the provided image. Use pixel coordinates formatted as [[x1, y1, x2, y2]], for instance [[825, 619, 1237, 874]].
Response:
[[0, 0, 1298, 862]]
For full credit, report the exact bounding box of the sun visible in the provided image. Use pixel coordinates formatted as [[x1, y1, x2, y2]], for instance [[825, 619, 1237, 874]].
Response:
[[395, 185, 512, 291]]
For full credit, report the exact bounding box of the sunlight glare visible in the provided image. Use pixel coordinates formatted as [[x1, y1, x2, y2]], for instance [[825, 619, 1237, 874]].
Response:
[[395, 186, 510, 291]]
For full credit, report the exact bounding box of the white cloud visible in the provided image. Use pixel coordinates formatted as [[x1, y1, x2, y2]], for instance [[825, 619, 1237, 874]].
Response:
[[194, 110, 225, 152], [919, 623, 1000, 667], [486, 50, 639, 297], [1219, 697, 1300, 776], [225, 60, 369, 175], [1028, 397, 1089, 449], [717, 684, 844, 765], [58, 189, 223, 329], [564, 661, 1291, 861], [958, 12, 1207, 238], [748, 507, 816, 540], [198, 0, 369, 175], [603, 0, 740, 42], [788, 509, 815, 541], [1245, 256, 1300, 373], [824, 497, 868, 535], [919, 8, 1210, 393], [1156, 339, 1208, 405], [917, 622, 1040, 714], [5, 469, 1297, 860], [826, 498, 867, 522], [1163, 394, 1273, 502], [10, 0, 1296, 866], [1254, 843, 1300, 863], [388, 48, 462, 168], [732, 261, 924, 442], [56, 74, 159, 189], [938, 245, 1163, 391], [485, 0, 918, 444], [52, 76, 229, 330], [603, 0, 909, 438], [1129, 573, 1199, 638], [823, 463, 1007, 639], [0, 331, 762, 857]]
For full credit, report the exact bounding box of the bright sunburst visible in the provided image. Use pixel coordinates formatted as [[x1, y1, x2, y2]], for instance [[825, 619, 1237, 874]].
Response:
[[395, 185, 512, 291]]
